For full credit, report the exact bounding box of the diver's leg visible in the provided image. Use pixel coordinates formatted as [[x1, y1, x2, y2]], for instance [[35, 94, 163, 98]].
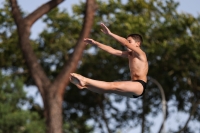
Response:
[[70, 73, 143, 97]]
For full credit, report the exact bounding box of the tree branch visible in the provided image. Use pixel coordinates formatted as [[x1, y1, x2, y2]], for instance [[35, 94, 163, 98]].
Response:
[[25, 0, 65, 27], [99, 96, 112, 133], [10, 0, 51, 98], [147, 76, 167, 133], [141, 91, 145, 133], [53, 0, 97, 96], [9, 0, 23, 26], [177, 98, 199, 133]]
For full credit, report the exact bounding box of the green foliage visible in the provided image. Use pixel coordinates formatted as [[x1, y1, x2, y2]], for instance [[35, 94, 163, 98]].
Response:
[[0, 72, 45, 133], [0, 1, 25, 70], [63, 0, 200, 132], [33, 7, 82, 79]]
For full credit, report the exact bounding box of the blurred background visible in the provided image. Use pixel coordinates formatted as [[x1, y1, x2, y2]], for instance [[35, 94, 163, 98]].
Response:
[[0, 0, 199, 133]]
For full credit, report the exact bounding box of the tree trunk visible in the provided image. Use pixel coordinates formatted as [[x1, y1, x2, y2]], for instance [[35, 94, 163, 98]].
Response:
[[10, 0, 97, 133], [44, 87, 63, 133]]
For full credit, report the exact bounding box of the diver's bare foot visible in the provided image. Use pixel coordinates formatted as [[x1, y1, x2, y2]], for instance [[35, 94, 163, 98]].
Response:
[[69, 73, 86, 89]]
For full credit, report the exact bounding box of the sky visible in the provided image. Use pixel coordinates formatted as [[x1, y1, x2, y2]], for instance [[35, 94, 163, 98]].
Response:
[[0, 0, 198, 39], [0, 0, 199, 133], [28, 0, 200, 40]]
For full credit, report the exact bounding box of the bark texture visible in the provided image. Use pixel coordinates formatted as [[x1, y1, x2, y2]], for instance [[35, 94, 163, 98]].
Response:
[[10, 0, 97, 132]]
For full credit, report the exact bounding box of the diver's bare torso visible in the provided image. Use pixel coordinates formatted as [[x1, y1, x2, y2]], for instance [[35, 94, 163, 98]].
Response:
[[127, 51, 148, 82], [69, 23, 149, 98]]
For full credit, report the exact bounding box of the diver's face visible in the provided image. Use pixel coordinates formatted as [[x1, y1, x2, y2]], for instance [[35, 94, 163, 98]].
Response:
[[126, 37, 140, 51]]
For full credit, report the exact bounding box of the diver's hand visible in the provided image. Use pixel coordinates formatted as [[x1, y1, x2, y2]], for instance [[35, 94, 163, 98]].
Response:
[[100, 23, 112, 35]]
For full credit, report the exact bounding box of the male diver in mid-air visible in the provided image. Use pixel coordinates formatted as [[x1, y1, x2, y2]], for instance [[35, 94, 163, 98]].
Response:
[[70, 23, 148, 98]]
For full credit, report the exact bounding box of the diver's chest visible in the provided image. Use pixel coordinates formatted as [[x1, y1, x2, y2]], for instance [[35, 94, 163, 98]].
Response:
[[128, 54, 139, 62]]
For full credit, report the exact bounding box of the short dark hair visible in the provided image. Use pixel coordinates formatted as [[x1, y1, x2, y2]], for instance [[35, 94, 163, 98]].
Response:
[[127, 33, 143, 45]]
